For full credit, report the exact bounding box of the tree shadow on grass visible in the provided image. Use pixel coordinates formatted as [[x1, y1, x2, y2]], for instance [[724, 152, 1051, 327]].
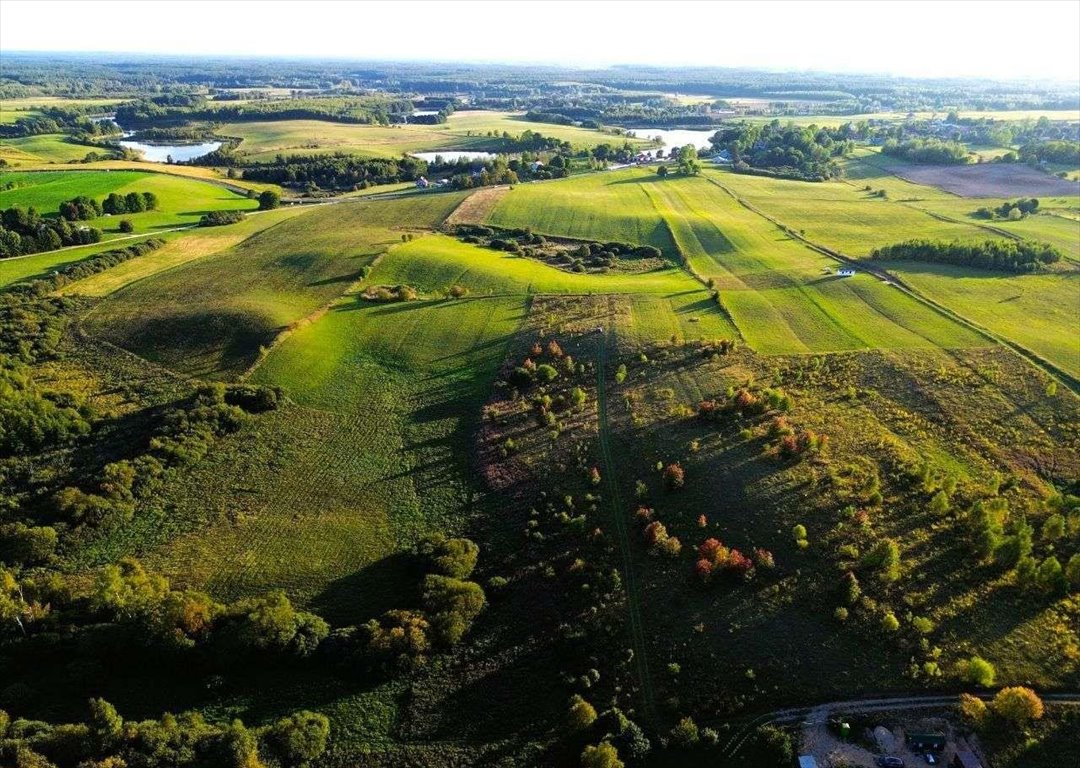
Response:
[[310, 550, 422, 627]]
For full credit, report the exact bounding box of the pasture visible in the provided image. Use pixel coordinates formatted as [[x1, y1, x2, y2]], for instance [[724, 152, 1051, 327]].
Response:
[[0, 169, 259, 239], [219, 110, 647, 161]]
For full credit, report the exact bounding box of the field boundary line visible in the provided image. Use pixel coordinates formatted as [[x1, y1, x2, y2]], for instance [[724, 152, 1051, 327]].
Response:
[[595, 322, 657, 725], [702, 174, 1079, 392]]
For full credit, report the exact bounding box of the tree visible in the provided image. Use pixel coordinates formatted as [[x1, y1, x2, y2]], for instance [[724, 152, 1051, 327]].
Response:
[[119, 219, 134, 233], [568, 694, 598, 730], [266, 711, 330, 766], [676, 145, 700, 176], [581, 741, 623, 768], [1037, 556, 1066, 594], [1066, 553, 1080, 589], [124, 192, 146, 213], [992, 686, 1044, 728], [656, 165, 669, 177], [958, 655, 996, 687], [881, 612, 900, 632], [416, 534, 479, 579], [662, 463, 685, 491], [669, 716, 699, 748], [258, 190, 281, 210], [958, 693, 988, 727], [1041, 514, 1065, 541]]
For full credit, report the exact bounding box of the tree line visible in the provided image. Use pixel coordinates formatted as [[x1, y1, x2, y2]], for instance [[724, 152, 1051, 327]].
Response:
[[869, 238, 1062, 273], [882, 137, 972, 164]]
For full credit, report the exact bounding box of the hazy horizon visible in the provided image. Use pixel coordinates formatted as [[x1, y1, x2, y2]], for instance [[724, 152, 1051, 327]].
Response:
[[2, 0, 1079, 84]]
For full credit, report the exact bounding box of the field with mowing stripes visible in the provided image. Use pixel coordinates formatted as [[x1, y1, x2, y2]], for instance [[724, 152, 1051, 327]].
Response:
[[487, 169, 988, 354]]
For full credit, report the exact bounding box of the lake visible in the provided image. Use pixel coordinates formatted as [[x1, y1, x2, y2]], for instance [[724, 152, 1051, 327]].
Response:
[[625, 127, 717, 156], [118, 138, 223, 163], [411, 151, 496, 163]]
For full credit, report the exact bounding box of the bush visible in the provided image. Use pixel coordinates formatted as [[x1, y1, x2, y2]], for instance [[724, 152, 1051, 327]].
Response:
[[258, 190, 281, 210], [568, 694, 597, 731], [415, 534, 479, 579], [958, 655, 996, 687], [118, 219, 134, 233], [198, 210, 245, 227], [581, 741, 623, 768], [669, 716, 699, 748], [662, 463, 685, 491], [992, 686, 1044, 728], [422, 574, 486, 646], [265, 711, 330, 765]]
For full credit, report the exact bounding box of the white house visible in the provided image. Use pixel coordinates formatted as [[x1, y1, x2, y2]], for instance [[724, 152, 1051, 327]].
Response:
[[838, 268, 856, 277], [415, 177, 430, 189]]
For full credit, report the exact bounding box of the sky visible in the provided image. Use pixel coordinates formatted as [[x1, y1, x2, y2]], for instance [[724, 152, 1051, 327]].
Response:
[[2, 0, 1079, 82]]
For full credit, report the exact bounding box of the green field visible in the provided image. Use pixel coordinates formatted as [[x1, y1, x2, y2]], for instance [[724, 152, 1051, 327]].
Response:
[[220, 110, 647, 161], [84, 193, 468, 378], [0, 169, 259, 241], [486, 168, 988, 354], [0, 133, 107, 164]]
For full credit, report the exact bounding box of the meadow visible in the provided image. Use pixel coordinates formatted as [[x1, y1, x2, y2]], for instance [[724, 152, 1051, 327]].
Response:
[[0, 169, 259, 239], [218, 110, 647, 161], [0, 133, 105, 164]]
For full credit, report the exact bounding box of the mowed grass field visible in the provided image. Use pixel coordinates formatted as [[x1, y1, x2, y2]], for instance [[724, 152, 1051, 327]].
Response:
[[486, 168, 987, 354], [687, 161, 1078, 377], [220, 110, 647, 161], [83, 192, 468, 379], [0, 170, 259, 238]]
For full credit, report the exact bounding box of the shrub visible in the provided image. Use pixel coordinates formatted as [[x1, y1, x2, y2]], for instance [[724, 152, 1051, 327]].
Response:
[[415, 534, 479, 579], [581, 741, 623, 768], [662, 463, 685, 491], [265, 711, 330, 765], [258, 190, 281, 210], [958, 655, 996, 687], [118, 219, 134, 233], [198, 210, 245, 227], [834, 607, 848, 622], [958, 693, 988, 726], [669, 716, 699, 748], [861, 538, 901, 582], [422, 574, 486, 646], [881, 612, 900, 632], [536, 364, 559, 383], [992, 686, 1044, 728], [568, 694, 598, 731]]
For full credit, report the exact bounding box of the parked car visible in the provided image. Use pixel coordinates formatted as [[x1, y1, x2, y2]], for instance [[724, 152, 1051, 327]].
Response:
[[925, 755, 937, 765]]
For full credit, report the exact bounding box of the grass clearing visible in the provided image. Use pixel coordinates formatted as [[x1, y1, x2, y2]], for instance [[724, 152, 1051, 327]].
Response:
[[0, 133, 105, 164]]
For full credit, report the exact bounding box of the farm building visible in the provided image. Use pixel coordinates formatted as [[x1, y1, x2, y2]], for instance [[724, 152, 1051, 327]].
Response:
[[837, 268, 856, 277], [415, 177, 430, 189]]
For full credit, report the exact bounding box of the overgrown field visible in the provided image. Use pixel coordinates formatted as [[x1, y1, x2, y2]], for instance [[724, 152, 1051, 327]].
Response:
[[83, 193, 468, 378]]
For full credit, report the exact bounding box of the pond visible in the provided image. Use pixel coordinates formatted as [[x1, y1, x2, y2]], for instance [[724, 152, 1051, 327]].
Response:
[[411, 150, 496, 163], [625, 127, 717, 156], [118, 138, 223, 163]]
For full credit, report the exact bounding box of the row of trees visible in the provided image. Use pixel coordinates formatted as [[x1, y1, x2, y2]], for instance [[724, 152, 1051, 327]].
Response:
[[101, 191, 159, 215], [869, 238, 1062, 273], [0, 205, 102, 258], [0, 697, 329, 768], [882, 137, 971, 164]]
